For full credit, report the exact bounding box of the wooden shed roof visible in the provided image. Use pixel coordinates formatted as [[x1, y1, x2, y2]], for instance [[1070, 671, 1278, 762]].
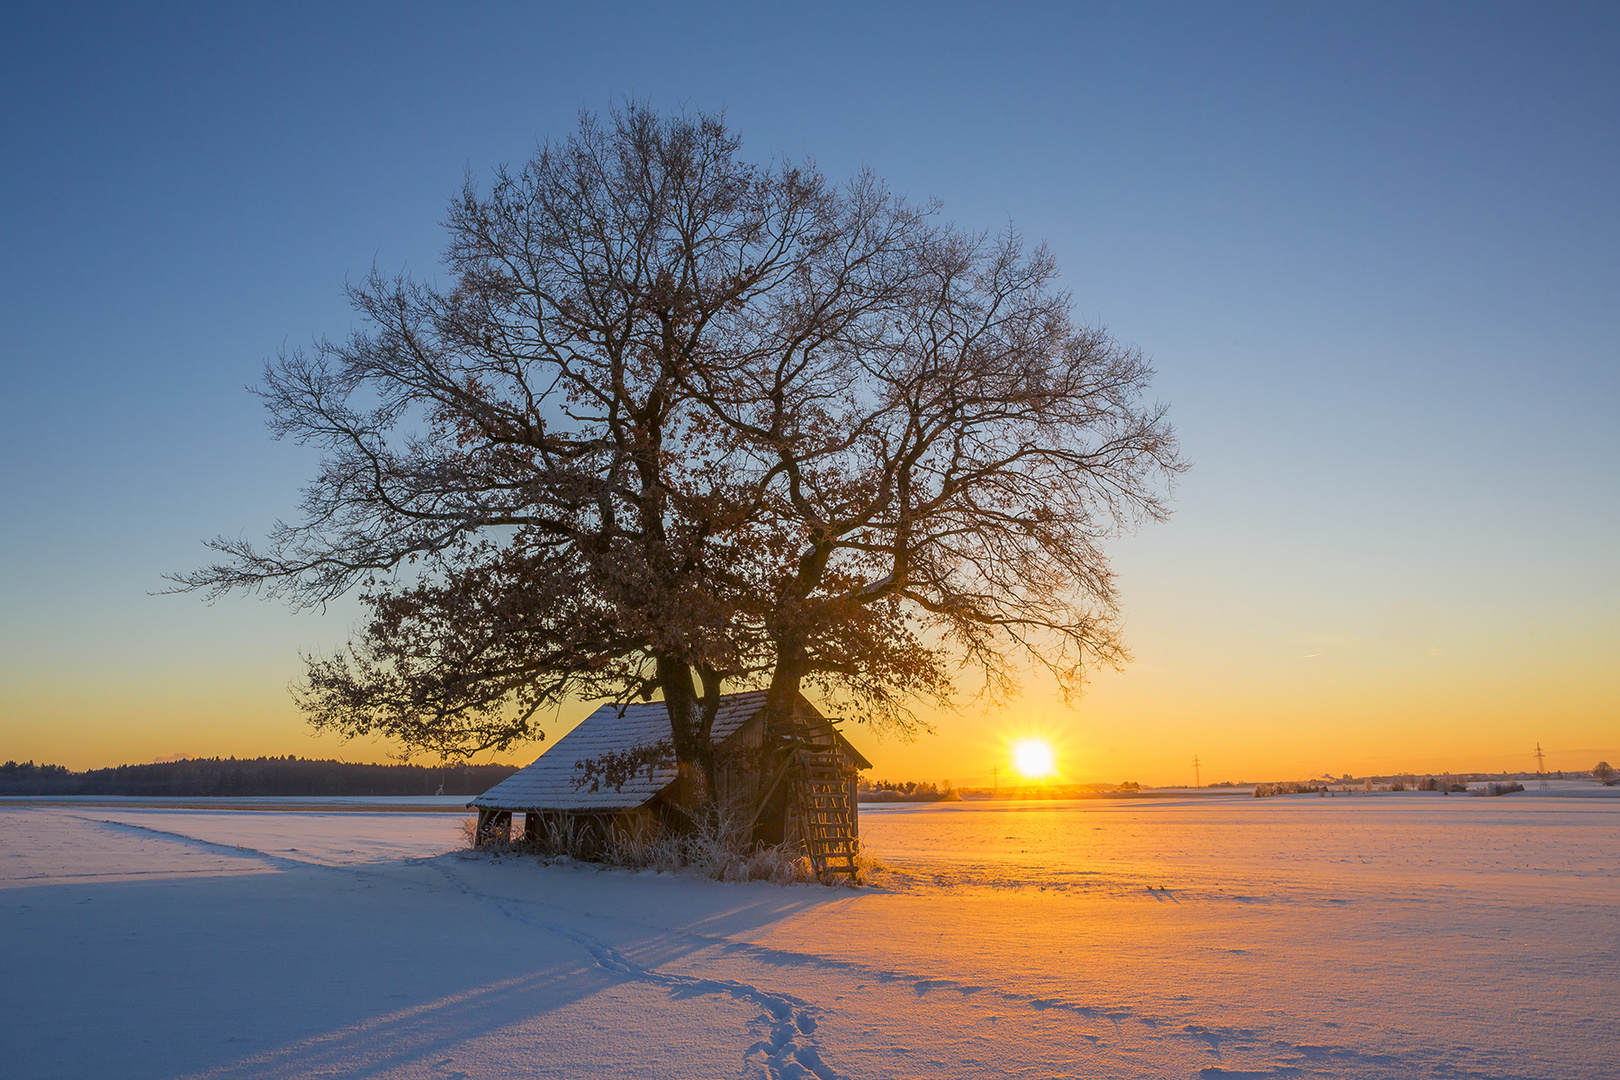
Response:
[[471, 691, 869, 813]]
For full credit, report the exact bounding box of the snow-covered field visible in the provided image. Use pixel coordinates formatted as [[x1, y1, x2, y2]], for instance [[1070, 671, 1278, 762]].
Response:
[[3, 791, 1615, 1079]]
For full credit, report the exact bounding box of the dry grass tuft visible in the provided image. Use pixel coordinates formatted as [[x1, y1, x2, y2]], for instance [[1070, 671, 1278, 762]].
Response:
[[466, 805, 823, 884], [603, 804, 816, 884]]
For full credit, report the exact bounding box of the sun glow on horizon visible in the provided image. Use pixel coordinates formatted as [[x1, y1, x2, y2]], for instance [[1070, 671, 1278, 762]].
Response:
[[1011, 739, 1057, 781]]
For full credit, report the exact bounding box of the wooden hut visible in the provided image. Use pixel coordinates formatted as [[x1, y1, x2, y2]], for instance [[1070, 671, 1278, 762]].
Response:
[[469, 690, 871, 881]]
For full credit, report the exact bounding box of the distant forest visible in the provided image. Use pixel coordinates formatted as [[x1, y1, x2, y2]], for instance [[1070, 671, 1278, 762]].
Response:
[[0, 756, 520, 797]]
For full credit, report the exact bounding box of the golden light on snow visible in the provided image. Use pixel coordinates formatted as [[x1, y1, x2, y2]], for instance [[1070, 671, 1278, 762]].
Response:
[[1011, 739, 1056, 780]]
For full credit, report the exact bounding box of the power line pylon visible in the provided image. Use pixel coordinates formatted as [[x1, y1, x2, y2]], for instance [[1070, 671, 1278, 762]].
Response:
[[1192, 754, 1202, 789], [1534, 742, 1550, 790]]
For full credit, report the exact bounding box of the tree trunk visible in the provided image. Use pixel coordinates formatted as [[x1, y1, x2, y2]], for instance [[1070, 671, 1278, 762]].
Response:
[[763, 541, 831, 741], [694, 666, 723, 794], [763, 637, 808, 741], [656, 655, 714, 816], [753, 636, 812, 844]]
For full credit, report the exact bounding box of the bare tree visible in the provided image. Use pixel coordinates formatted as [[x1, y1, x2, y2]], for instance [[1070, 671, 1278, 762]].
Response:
[[174, 105, 1181, 816]]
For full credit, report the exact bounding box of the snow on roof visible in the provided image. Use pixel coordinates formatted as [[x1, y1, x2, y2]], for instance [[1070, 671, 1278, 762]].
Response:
[[471, 691, 771, 812]]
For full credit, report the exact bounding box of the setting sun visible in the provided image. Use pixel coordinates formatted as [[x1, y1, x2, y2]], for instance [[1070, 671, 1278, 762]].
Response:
[[1011, 739, 1056, 780]]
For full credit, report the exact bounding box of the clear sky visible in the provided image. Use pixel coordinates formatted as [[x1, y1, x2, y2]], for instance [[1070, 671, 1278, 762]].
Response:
[[3, 2, 1616, 785]]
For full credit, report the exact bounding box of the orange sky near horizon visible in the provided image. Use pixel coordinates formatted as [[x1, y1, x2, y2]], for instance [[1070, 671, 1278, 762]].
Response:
[[4, 546, 1613, 786], [5, 657, 1613, 786]]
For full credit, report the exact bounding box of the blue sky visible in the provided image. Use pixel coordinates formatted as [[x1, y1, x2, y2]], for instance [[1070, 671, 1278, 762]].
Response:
[[3, 2, 1615, 779]]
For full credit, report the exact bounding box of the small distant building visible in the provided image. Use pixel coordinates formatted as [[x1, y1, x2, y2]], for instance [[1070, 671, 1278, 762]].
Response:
[[469, 690, 871, 879]]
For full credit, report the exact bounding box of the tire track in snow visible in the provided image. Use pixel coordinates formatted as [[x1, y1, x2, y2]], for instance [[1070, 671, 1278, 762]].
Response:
[[430, 857, 844, 1080], [550, 907, 1482, 1079], [720, 940, 1483, 1077], [68, 814, 323, 871]]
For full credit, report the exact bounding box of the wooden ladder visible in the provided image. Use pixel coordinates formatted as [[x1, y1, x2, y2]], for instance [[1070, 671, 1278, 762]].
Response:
[[795, 747, 858, 883]]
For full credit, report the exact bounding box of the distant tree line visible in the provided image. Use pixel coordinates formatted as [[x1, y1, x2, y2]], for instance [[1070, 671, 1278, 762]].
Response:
[[1253, 781, 1332, 797], [857, 778, 959, 803], [0, 756, 518, 797]]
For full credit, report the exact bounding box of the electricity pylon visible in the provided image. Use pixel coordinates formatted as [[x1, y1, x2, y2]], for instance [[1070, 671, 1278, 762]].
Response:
[[1534, 742, 1550, 790], [1192, 755, 1202, 789]]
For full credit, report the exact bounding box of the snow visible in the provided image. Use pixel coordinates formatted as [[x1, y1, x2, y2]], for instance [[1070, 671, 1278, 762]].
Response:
[[2, 790, 1615, 1078]]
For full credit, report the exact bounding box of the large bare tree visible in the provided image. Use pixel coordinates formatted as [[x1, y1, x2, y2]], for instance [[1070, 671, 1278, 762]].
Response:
[[176, 104, 1181, 813]]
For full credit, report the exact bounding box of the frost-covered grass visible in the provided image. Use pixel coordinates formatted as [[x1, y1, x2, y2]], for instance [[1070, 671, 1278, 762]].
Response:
[[597, 810, 818, 885], [472, 806, 820, 885], [2, 791, 1615, 1079]]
